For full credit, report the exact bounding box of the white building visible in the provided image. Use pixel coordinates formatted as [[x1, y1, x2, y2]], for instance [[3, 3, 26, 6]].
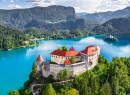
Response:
[[36, 45, 100, 79]]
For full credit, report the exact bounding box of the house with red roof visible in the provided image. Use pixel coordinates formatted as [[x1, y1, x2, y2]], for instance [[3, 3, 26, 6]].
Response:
[[50, 47, 81, 65], [36, 45, 100, 79], [50, 46, 100, 66]]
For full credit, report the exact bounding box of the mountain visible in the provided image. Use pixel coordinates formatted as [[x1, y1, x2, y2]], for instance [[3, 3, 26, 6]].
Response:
[[0, 5, 77, 30], [25, 18, 99, 30], [92, 17, 130, 37], [82, 7, 130, 23], [76, 12, 88, 16]]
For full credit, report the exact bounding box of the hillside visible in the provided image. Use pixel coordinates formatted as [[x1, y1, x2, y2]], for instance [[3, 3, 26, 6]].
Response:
[[0, 5, 77, 30], [92, 17, 130, 37], [0, 24, 36, 50], [82, 7, 130, 23], [25, 18, 99, 30]]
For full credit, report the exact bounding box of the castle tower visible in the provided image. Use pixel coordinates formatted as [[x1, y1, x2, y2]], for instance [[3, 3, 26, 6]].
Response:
[[36, 55, 44, 71]]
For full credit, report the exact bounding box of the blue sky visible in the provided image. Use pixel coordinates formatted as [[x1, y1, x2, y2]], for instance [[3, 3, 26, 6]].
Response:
[[0, 0, 130, 13]]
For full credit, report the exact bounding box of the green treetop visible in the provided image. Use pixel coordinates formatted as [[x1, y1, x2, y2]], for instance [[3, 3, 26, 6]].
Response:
[[65, 88, 79, 95], [36, 40, 39, 45], [57, 68, 71, 81], [42, 84, 56, 95], [30, 61, 38, 80], [70, 56, 76, 64], [62, 46, 68, 51], [7, 90, 20, 95], [58, 47, 62, 50], [100, 82, 112, 95]]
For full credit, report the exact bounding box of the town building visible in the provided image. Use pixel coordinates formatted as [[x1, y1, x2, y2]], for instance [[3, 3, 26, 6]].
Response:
[[36, 45, 100, 79]]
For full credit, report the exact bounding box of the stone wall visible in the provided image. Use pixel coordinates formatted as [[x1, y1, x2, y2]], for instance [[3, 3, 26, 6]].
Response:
[[39, 50, 100, 80]]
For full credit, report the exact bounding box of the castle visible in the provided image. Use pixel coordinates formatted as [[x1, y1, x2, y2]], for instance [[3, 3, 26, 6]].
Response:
[[36, 45, 100, 79]]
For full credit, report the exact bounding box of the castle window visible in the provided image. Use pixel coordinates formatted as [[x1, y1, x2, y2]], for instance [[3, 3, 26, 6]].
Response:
[[90, 62, 93, 65]]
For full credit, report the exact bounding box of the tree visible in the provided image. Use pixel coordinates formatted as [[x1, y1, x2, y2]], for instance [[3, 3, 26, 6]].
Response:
[[62, 46, 68, 51], [110, 76, 119, 95], [57, 68, 71, 81], [36, 40, 39, 45], [70, 56, 76, 64], [80, 72, 89, 95], [42, 84, 56, 95], [73, 75, 82, 90], [65, 88, 79, 95], [24, 89, 31, 95], [58, 47, 62, 51], [7, 90, 20, 95], [31, 61, 38, 79], [100, 82, 112, 95]]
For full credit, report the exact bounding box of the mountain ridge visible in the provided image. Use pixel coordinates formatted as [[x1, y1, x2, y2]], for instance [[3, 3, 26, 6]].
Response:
[[0, 5, 99, 30], [92, 17, 130, 37], [82, 7, 130, 22]]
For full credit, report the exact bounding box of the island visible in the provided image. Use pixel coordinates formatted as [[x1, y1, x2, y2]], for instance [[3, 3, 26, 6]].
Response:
[[104, 35, 118, 42]]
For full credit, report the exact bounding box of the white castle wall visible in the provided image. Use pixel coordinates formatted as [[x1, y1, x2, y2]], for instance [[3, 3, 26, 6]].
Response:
[[51, 54, 81, 64], [38, 47, 100, 80]]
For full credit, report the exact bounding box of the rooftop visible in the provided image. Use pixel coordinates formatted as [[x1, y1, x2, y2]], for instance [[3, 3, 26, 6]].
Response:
[[36, 55, 43, 62], [64, 59, 71, 65], [81, 45, 100, 55], [51, 47, 80, 57]]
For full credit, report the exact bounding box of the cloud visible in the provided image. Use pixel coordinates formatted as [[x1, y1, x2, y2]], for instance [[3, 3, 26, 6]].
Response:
[[8, 4, 22, 8], [3, 0, 14, 2], [24, 0, 42, 2], [79, 37, 108, 46], [24, 0, 130, 13]]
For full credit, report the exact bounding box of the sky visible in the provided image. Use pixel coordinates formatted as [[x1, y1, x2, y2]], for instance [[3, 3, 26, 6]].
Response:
[[0, 0, 130, 13]]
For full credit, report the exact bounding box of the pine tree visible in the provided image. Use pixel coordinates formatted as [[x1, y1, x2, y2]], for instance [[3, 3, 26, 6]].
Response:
[[31, 61, 38, 79], [101, 82, 112, 95]]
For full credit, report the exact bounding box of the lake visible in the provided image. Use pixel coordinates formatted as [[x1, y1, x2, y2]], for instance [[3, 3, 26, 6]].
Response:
[[0, 35, 130, 95]]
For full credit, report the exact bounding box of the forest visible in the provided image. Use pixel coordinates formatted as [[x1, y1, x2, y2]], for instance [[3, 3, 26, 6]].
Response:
[[23, 27, 95, 39], [8, 55, 130, 95], [0, 24, 37, 50], [92, 17, 130, 37]]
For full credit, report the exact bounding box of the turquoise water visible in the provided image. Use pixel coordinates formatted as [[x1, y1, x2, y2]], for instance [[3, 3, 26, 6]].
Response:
[[0, 35, 130, 95]]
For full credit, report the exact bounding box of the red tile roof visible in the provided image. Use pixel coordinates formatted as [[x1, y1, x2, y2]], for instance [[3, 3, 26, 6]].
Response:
[[80, 45, 100, 55], [69, 47, 75, 51], [64, 59, 71, 65], [51, 50, 80, 57], [36, 55, 43, 62]]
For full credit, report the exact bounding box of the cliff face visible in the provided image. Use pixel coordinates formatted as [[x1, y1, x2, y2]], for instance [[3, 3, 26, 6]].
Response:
[[0, 5, 77, 30]]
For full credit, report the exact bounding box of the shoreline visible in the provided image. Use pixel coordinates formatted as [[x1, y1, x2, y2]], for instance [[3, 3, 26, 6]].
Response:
[[0, 43, 39, 51]]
